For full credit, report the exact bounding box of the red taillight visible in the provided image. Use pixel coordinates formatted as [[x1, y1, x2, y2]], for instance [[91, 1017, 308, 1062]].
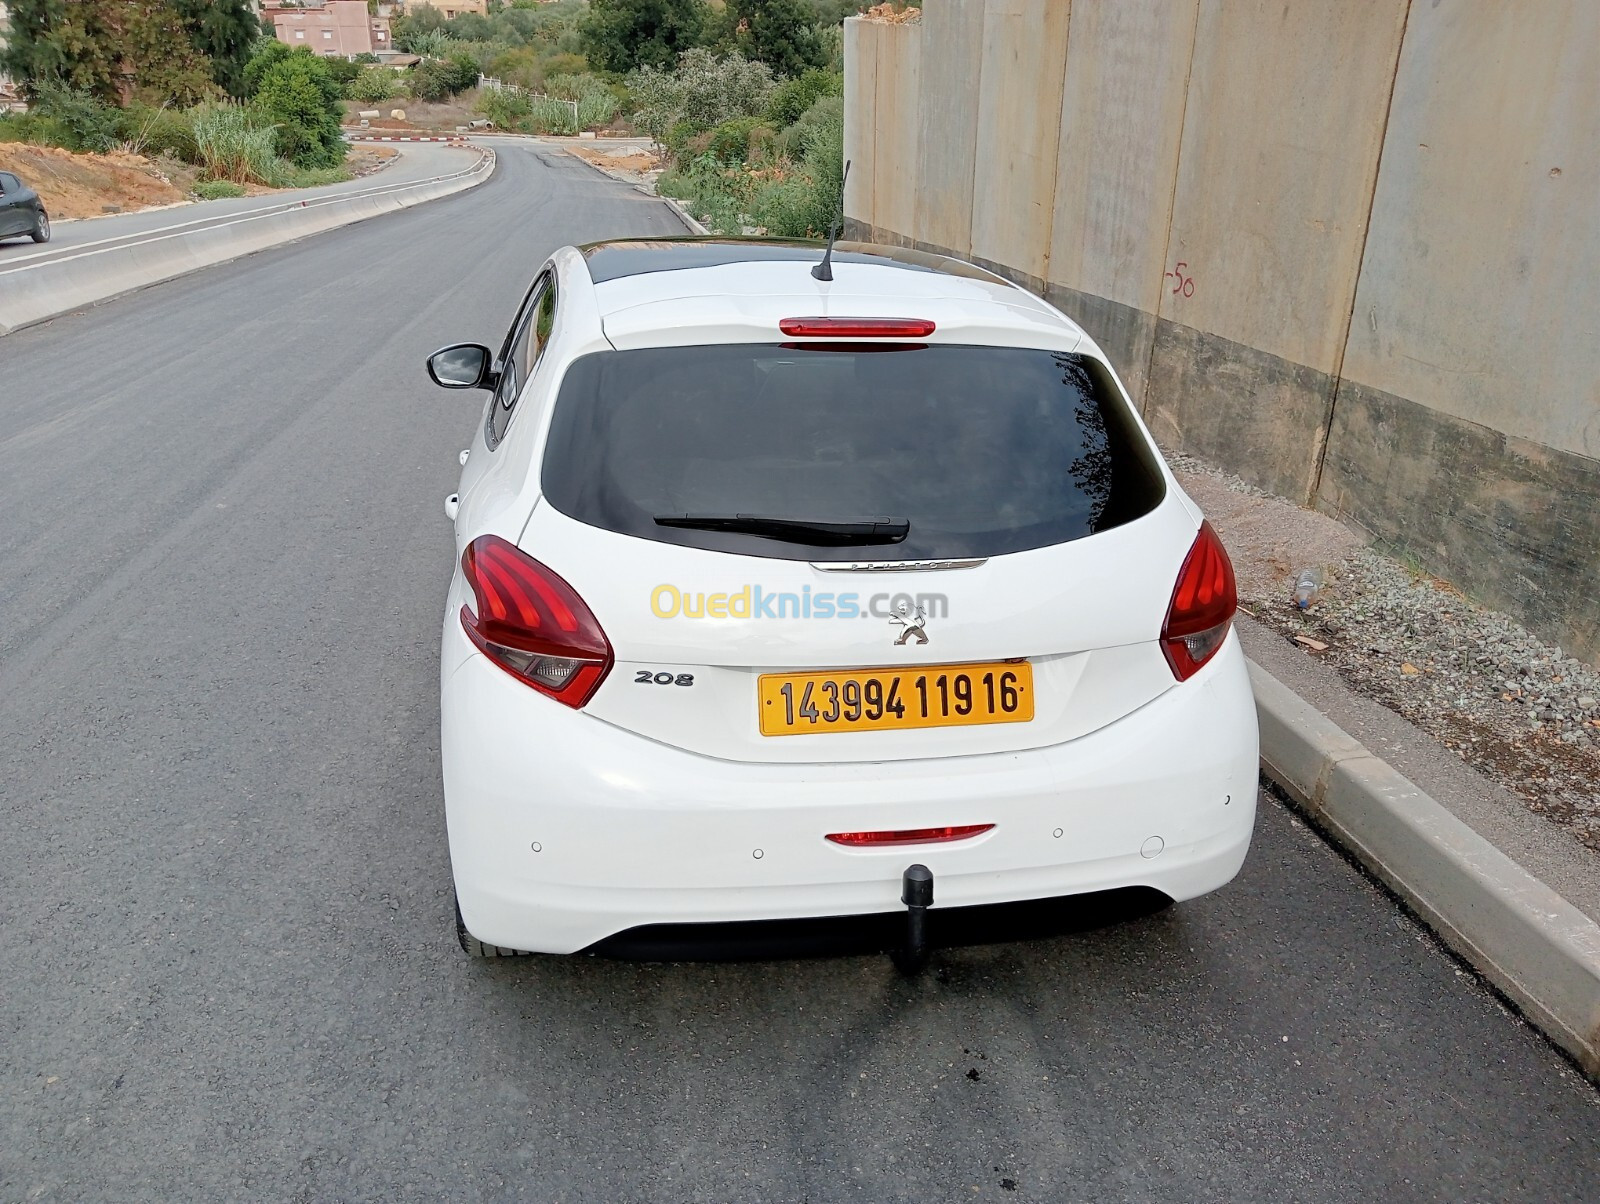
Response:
[[826, 824, 994, 847], [779, 317, 937, 338], [459, 535, 612, 707], [1161, 520, 1237, 681]]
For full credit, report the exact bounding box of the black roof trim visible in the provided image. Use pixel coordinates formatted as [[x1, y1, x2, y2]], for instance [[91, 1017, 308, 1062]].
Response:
[[578, 236, 1015, 287]]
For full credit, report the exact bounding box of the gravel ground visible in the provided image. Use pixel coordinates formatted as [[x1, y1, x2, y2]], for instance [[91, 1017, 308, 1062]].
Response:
[[556, 138, 666, 190], [1172, 455, 1600, 852]]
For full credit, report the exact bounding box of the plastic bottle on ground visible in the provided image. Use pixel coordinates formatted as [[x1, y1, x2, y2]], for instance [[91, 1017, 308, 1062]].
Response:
[[1292, 569, 1322, 610]]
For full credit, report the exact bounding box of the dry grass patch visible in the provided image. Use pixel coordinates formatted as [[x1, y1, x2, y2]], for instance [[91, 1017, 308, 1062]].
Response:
[[0, 144, 189, 219]]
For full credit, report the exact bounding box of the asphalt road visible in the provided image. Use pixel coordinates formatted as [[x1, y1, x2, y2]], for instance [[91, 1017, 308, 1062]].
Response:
[[2, 142, 1597, 1203], [0, 141, 475, 266]]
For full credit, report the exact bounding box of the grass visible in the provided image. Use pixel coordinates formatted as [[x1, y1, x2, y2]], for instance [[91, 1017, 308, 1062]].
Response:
[[189, 102, 279, 186], [193, 179, 246, 200], [657, 157, 752, 234], [188, 103, 352, 190], [267, 163, 352, 189]]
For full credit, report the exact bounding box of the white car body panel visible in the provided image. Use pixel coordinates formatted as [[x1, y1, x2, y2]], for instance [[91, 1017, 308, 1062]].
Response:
[[443, 619, 1257, 955], [521, 495, 1197, 764], [600, 291, 1085, 354], [437, 240, 1259, 955]]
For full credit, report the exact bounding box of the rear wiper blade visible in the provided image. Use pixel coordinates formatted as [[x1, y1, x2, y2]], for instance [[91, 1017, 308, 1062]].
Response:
[[653, 513, 910, 546]]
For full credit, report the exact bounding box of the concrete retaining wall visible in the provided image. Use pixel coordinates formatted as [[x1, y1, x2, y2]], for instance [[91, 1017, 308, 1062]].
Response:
[[845, 1, 1600, 663], [969, 0, 1072, 287], [1146, 0, 1409, 503], [1318, 0, 1600, 662], [1045, 0, 1196, 406], [911, 1, 983, 259]]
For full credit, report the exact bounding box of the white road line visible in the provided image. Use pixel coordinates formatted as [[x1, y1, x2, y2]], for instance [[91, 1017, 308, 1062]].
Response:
[[0, 151, 491, 277]]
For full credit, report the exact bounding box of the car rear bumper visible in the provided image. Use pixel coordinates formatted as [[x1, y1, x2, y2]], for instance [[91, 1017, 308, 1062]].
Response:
[[442, 626, 1259, 955]]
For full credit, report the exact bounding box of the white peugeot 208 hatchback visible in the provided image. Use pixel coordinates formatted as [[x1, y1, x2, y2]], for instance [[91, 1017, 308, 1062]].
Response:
[[428, 239, 1258, 960]]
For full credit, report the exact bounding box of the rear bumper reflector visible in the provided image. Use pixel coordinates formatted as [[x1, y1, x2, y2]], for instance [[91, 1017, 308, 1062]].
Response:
[[826, 824, 994, 848]]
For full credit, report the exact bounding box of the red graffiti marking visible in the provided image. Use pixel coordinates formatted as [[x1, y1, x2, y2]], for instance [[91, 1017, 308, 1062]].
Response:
[[1164, 262, 1195, 298]]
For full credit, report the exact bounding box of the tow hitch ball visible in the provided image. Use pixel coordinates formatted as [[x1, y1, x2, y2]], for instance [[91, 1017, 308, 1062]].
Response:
[[892, 864, 934, 974]]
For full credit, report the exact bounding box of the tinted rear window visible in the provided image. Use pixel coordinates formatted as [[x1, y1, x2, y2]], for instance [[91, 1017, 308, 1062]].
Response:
[[541, 344, 1166, 561]]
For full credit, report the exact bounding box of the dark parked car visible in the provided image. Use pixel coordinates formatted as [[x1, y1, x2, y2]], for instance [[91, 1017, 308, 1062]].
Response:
[[0, 170, 50, 244]]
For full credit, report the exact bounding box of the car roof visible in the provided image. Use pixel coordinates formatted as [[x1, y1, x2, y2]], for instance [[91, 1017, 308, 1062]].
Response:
[[574, 237, 1083, 345], [580, 237, 1011, 286]]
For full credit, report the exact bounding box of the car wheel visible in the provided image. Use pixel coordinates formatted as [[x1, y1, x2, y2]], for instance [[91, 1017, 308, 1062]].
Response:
[[30, 209, 51, 244], [455, 896, 533, 958]]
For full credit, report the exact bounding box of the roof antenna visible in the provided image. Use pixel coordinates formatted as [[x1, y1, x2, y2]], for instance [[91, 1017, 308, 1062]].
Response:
[[812, 159, 851, 282]]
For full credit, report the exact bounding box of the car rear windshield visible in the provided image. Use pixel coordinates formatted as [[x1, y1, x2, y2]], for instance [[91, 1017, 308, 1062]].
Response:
[[540, 344, 1166, 562]]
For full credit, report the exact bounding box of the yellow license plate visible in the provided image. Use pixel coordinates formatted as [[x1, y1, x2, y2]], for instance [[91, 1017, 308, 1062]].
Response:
[[758, 662, 1034, 736]]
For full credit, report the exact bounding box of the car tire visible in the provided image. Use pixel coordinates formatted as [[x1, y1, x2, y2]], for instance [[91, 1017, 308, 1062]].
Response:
[[30, 209, 50, 244], [455, 896, 533, 958]]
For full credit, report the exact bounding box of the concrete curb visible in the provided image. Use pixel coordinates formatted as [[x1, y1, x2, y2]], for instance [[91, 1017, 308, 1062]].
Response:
[[1249, 658, 1600, 1078], [0, 148, 494, 337], [661, 196, 710, 236]]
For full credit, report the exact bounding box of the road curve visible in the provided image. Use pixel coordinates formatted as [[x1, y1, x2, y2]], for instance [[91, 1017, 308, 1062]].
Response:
[[0, 141, 479, 266], [0, 140, 1596, 1203]]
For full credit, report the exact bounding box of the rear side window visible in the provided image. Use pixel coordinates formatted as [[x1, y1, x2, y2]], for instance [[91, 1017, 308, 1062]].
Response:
[[487, 272, 556, 449], [541, 344, 1166, 562]]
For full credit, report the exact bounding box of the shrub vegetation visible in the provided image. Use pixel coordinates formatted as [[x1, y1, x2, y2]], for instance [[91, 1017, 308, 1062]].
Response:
[[0, 38, 358, 191], [0, 0, 879, 224], [193, 179, 247, 200]]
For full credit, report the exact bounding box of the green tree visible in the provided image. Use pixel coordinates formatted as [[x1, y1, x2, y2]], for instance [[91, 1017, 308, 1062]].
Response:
[[324, 57, 364, 89], [0, 0, 216, 102], [804, 0, 861, 22], [403, 29, 452, 59], [408, 60, 451, 103], [447, 53, 484, 93], [764, 66, 840, 126], [6, 1, 204, 100], [170, 0, 259, 98], [447, 12, 493, 41], [25, 80, 120, 150], [720, 0, 827, 78], [242, 37, 292, 97], [254, 48, 346, 169], [3, 0, 216, 105], [485, 45, 539, 89], [347, 66, 399, 104], [119, 0, 217, 105], [751, 92, 842, 235], [409, 56, 478, 102], [0, 0, 121, 101], [390, 8, 446, 53], [491, 7, 541, 44], [580, 0, 704, 75], [628, 47, 773, 144]]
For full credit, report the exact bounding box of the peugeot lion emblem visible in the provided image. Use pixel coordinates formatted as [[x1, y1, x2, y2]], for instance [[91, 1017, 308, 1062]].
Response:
[[890, 600, 929, 646]]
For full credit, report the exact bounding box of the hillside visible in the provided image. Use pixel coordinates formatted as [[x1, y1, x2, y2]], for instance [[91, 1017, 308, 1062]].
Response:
[[0, 144, 192, 219]]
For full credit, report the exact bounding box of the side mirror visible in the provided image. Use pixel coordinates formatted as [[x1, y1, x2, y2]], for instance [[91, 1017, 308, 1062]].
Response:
[[427, 343, 496, 390]]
